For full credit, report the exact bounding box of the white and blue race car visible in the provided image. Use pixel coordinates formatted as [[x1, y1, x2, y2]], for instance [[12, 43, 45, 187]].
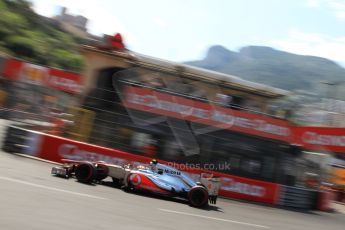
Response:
[[51, 159, 220, 207]]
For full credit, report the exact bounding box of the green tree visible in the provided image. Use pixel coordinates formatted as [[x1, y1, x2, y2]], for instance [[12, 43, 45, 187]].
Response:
[[0, 0, 83, 72]]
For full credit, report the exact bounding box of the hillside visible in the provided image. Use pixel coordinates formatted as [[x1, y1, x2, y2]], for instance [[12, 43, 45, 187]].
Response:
[[186, 45, 345, 96], [0, 0, 83, 72]]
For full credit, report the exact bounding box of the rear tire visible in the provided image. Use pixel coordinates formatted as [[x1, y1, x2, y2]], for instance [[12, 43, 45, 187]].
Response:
[[188, 186, 209, 207]]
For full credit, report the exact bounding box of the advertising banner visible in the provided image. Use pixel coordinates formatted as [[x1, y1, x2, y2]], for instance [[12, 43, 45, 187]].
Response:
[[124, 86, 292, 142], [37, 134, 152, 165], [293, 126, 345, 153], [2, 58, 82, 94], [47, 68, 82, 94], [218, 174, 280, 204]]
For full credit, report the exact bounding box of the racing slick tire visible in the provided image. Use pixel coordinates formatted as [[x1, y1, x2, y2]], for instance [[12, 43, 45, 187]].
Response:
[[188, 186, 209, 207], [75, 162, 96, 183]]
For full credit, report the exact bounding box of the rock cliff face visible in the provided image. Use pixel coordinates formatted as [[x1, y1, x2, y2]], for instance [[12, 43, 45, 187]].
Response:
[[185, 45, 345, 94]]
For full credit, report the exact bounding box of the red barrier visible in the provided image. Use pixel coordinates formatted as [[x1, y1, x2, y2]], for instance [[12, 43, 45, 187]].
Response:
[[35, 133, 281, 204], [217, 174, 280, 204], [318, 190, 335, 212], [37, 134, 154, 164]]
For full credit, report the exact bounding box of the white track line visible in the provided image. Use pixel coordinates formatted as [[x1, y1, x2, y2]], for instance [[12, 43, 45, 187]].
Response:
[[0, 176, 107, 200], [12, 153, 62, 165], [159, 208, 270, 229]]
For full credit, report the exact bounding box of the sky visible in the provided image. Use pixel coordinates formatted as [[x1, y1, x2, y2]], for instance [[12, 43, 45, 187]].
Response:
[[29, 0, 345, 66]]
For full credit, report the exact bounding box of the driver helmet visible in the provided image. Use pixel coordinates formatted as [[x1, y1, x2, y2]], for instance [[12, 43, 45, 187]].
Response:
[[150, 159, 158, 165], [149, 159, 158, 172]]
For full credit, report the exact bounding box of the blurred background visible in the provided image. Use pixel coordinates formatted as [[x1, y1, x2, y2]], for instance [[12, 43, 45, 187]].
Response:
[[1, 0, 345, 209]]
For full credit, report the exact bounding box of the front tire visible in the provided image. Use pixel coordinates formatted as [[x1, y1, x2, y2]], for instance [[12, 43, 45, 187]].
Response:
[[75, 162, 95, 183]]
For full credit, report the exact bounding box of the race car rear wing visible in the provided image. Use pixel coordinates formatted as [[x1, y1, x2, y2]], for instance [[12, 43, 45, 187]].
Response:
[[200, 173, 220, 204]]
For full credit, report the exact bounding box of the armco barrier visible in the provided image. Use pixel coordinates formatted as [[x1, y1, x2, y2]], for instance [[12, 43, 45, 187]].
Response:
[[2, 126, 28, 153], [278, 186, 317, 209], [2, 126, 41, 155]]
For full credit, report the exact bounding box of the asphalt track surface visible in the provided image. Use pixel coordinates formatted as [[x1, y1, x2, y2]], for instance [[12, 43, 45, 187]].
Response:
[[1, 152, 345, 230]]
